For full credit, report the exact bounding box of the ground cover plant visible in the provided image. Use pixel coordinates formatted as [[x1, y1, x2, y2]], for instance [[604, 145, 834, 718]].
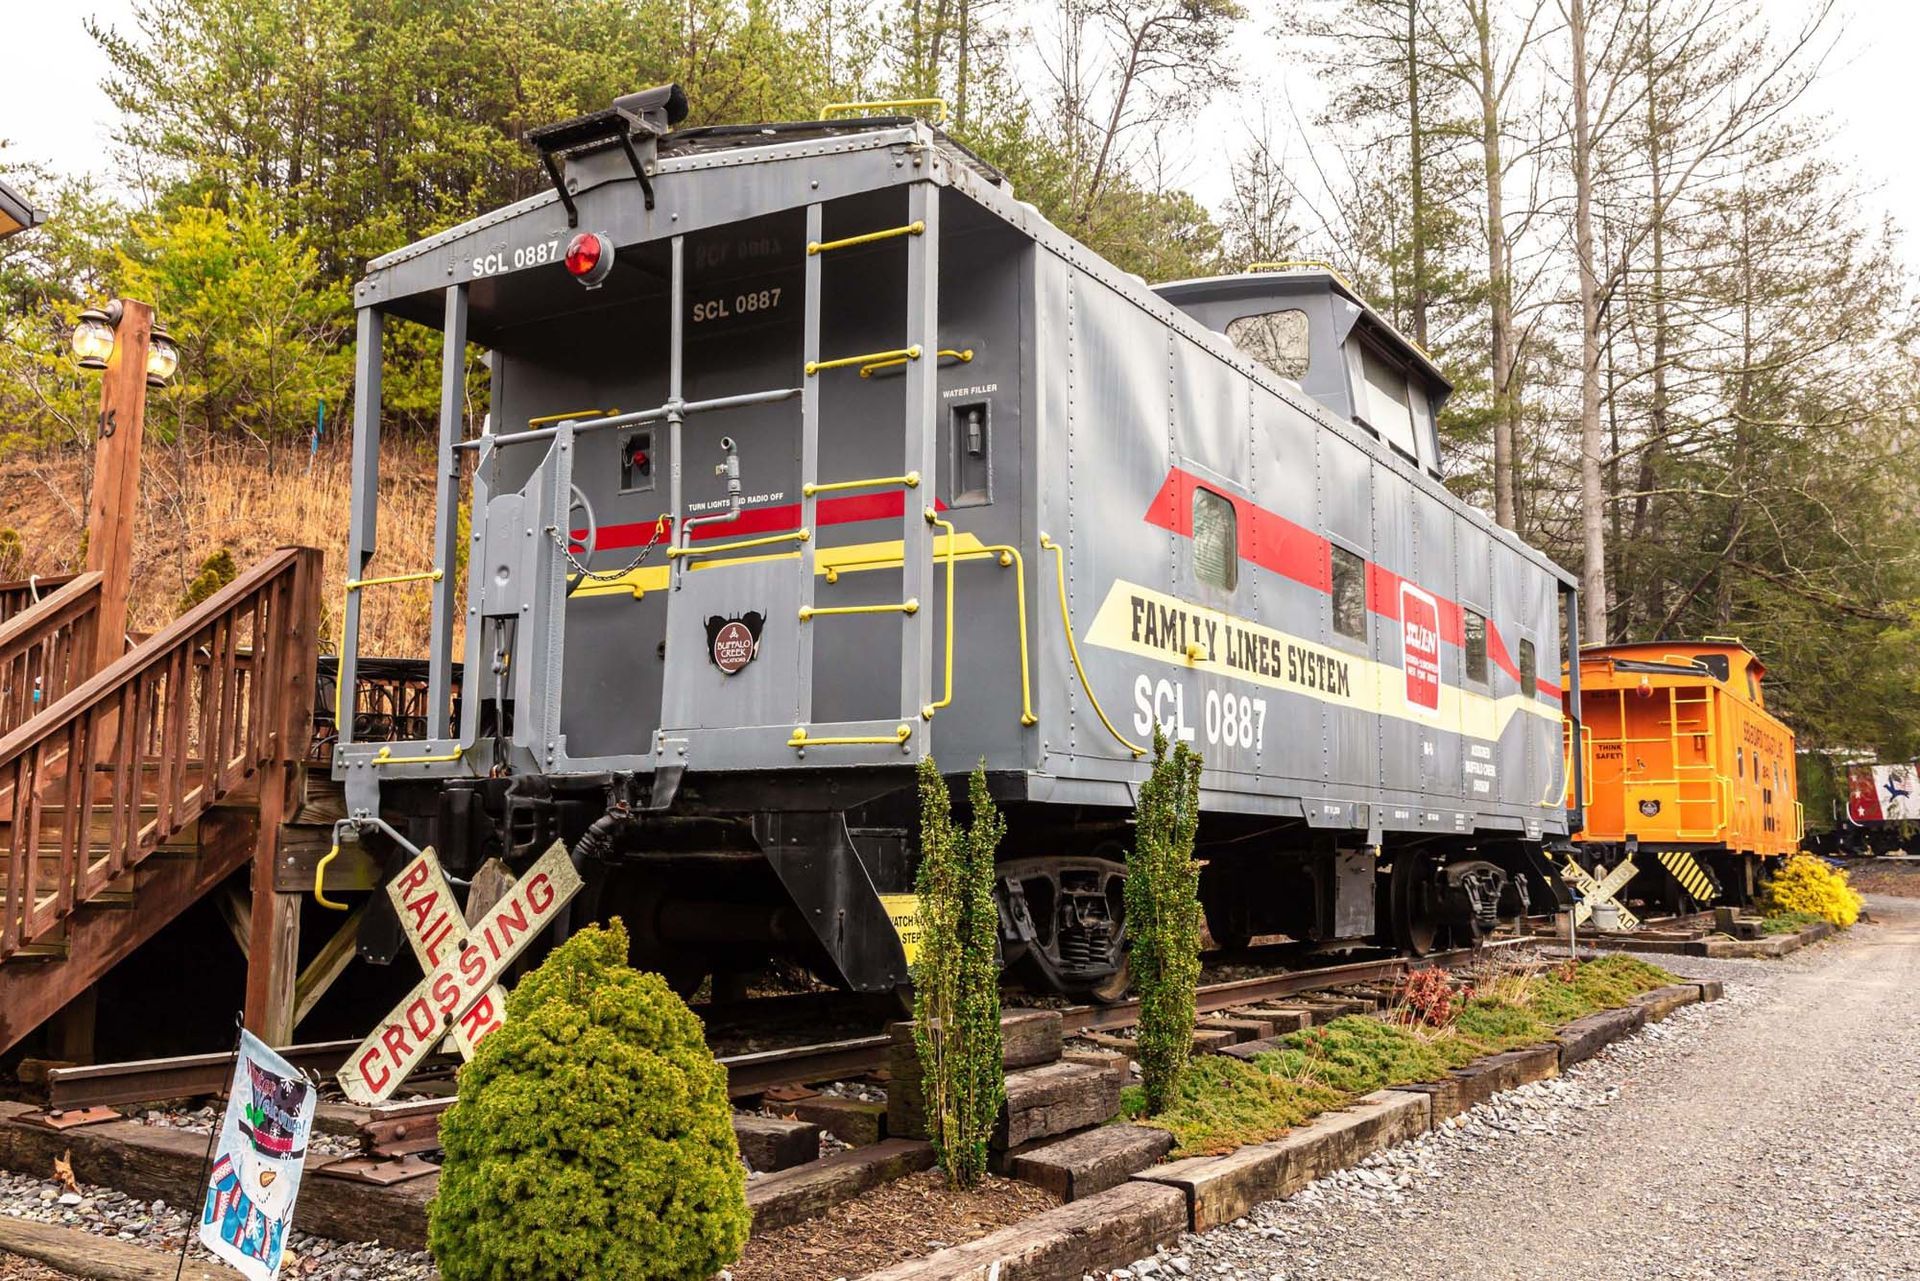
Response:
[[429, 920, 749, 1281], [1758, 909, 1826, 935], [1762, 855, 1866, 928], [910, 758, 1006, 1189], [1124, 954, 1676, 1156]]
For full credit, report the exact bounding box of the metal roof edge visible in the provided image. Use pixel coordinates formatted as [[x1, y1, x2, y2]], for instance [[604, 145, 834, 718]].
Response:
[[938, 169, 1576, 589]]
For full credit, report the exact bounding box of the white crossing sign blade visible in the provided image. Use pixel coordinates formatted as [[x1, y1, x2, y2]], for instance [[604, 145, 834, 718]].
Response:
[[387, 850, 509, 1061], [338, 842, 582, 1105], [1560, 855, 1642, 931]]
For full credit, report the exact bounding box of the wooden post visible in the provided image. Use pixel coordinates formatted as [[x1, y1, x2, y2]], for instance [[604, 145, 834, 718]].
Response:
[[48, 299, 152, 1060], [84, 298, 152, 675], [243, 548, 324, 1045]]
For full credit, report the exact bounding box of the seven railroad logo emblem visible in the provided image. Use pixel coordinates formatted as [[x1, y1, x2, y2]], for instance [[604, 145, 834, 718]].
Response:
[[705, 611, 765, 674]]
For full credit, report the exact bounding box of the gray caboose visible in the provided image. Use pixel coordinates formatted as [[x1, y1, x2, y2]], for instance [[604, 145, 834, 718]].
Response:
[[334, 87, 1583, 997]]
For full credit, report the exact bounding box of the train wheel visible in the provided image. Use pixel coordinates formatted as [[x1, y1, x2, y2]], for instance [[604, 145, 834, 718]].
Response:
[[999, 854, 1131, 1002], [1387, 851, 1444, 956]]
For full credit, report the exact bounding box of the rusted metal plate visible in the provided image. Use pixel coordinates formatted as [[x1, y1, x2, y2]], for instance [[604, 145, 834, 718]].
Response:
[[311, 1154, 440, 1186], [18, 1106, 121, 1130]]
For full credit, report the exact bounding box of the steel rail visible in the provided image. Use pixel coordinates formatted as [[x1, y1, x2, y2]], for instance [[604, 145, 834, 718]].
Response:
[[40, 939, 1542, 1114]]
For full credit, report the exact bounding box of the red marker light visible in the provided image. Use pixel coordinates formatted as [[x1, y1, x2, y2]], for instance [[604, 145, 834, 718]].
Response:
[[565, 232, 614, 287]]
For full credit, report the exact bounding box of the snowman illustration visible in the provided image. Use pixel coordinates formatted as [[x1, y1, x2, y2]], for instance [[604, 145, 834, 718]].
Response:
[[202, 1057, 308, 1274]]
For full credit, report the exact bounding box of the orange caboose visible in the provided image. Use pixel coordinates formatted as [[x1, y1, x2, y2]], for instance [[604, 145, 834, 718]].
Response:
[[1565, 640, 1799, 908]]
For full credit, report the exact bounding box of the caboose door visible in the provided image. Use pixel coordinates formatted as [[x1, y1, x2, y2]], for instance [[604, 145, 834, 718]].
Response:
[[655, 197, 941, 771]]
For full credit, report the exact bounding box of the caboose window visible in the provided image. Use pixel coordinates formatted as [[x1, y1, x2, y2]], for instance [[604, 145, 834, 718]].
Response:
[[1192, 487, 1238, 591], [1225, 309, 1310, 380], [1463, 610, 1489, 683], [1331, 547, 1367, 640], [1358, 343, 1420, 460], [1518, 638, 1537, 696]]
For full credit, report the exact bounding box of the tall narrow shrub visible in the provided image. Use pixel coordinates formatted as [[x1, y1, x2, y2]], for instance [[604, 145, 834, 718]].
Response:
[[1127, 728, 1204, 1114], [911, 757, 1006, 1188]]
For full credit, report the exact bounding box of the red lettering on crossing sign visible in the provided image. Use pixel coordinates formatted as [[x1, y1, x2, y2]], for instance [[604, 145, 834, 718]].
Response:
[[338, 842, 582, 1105]]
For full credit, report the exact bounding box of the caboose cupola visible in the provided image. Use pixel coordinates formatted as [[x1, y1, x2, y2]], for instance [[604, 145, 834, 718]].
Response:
[[1155, 265, 1448, 478]]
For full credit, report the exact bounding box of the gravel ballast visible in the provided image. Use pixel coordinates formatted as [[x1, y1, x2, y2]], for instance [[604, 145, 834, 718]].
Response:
[[1121, 896, 1913, 1280]]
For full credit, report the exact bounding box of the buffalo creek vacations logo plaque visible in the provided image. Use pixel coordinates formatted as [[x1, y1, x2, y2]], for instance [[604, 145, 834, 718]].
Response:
[[705, 611, 765, 674], [200, 1032, 317, 1281]]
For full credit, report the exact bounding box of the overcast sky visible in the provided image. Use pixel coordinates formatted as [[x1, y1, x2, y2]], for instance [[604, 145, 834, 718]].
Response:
[[2, 0, 1914, 259]]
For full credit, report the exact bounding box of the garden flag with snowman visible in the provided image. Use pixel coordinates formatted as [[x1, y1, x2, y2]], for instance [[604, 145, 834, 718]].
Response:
[[199, 1032, 317, 1280]]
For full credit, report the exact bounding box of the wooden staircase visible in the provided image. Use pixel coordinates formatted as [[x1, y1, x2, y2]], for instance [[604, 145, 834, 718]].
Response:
[[0, 548, 322, 1056]]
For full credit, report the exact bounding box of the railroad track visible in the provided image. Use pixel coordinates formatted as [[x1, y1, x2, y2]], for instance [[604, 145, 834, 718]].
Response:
[[35, 936, 1538, 1124]]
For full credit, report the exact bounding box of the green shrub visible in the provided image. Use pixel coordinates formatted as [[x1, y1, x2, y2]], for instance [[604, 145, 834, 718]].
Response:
[[178, 548, 238, 612], [911, 758, 1006, 1189], [428, 920, 748, 1281], [1127, 728, 1204, 1114], [0, 528, 24, 580]]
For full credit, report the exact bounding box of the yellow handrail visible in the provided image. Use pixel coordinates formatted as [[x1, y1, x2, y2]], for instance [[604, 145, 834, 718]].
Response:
[[815, 539, 1037, 727], [789, 723, 914, 749], [667, 528, 810, 558], [821, 98, 949, 123], [373, 743, 465, 766], [334, 567, 446, 733], [922, 510, 958, 720], [526, 407, 619, 427], [808, 221, 925, 256], [799, 599, 919, 620], [1040, 533, 1145, 757], [314, 843, 349, 911], [807, 346, 920, 377], [803, 473, 919, 498], [346, 569, 443, 591], [860, 348, 973, 378]]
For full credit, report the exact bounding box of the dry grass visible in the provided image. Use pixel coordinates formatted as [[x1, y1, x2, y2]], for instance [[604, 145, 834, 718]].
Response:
[[0, 438, 449, 656]]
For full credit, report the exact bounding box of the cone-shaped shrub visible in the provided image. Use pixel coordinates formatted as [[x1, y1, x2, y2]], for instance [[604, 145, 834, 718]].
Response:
[[911, 757, 1006, 1188], [1128, 728, 1204, 1115], [428, 919, 748, 1281]]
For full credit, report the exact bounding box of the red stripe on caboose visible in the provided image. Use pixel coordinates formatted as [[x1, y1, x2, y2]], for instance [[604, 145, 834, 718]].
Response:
[[586, 491, 939, 551], [1146, 466, 1562, 701]]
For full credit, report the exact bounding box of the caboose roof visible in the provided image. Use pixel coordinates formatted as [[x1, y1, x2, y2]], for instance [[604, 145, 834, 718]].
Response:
[[354, 100, 1575, 588], [1579, 639, 1767, 682]]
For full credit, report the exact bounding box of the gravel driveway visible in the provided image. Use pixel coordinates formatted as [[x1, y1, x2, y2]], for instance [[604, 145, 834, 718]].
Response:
[[1141, 895, 1920, 1281]]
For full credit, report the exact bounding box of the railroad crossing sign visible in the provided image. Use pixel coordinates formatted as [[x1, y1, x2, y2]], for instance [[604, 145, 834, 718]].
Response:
[[1560, 854, 1642, 931], [338, 842, 583, 1105], [387, 849, 512, 1061]]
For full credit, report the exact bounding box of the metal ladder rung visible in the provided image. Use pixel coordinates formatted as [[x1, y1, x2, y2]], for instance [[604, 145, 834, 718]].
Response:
[[799, 600, 918, 621], [860, 348, 972, 378], [806, 346, 919, 377], [803, 473, 919, 498]]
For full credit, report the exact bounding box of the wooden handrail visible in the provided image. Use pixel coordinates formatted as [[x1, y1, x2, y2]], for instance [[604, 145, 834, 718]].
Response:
[[0, 547, 323, 958], [0, 573, 103, 739], [0, 575, 79, 627]]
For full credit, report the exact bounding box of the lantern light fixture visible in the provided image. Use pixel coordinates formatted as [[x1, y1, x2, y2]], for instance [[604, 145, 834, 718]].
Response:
[[70, 307, 116, 370], [146, 325, 179, 387]]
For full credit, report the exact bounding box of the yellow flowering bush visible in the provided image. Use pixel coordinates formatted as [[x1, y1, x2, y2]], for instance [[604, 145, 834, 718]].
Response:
[[1761, 855, 1865, 929]]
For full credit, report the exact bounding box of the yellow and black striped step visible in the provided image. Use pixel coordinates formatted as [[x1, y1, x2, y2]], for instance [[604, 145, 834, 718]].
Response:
[[1655, 849, 1719, 905]]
